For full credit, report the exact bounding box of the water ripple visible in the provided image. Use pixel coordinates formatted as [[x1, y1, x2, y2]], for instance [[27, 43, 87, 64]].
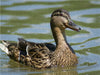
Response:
[[31, 0, 66, 2], [15, 23, 50, 34], [27, 39, 53, 43], [77, 52, 100, 73], [5, 5, 63, 11], [68, 27, 100, 50], [0, 15, 28, 20], [91, 1, 100, 5], [70, 8, 100, 23], [0, 34, 21, 41], [44, 8, 100, 23]]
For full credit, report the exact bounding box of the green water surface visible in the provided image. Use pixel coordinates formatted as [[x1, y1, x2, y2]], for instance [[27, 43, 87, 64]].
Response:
[[0, 0, 100, 75]]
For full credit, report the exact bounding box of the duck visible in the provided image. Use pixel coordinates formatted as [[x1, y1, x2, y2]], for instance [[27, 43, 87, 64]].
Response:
[[0, 9, 81, 69]]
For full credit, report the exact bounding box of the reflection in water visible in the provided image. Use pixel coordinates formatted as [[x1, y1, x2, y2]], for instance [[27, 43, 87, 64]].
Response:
[[44, 8, 100, 23], [68, 27, 100, 50], [72, 38, 100, 50], [16, 27, 50, 34], [27, 39, 53, 43], [48, 67, 78, 75], [70, 8, 100, 23], [0, 15, 28, 20], [31, 0, 66, 2], [0, 34, 21, 41], [28, 66, 78, 75], [2, 60, 78, 75], [68, 27, 100, 43], [77, 52, 100, 73], [0, 0, 100, 75], [0, 0, 66, 5], [15, 23, 50, 34], [91, 1, 100, 4], [0, 22, 6, 26], [0, 0, 22, 5], [5, 5, 63, 11]]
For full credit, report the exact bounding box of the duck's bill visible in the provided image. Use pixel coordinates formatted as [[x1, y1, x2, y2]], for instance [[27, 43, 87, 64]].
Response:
[[65, 21, 81, 32]]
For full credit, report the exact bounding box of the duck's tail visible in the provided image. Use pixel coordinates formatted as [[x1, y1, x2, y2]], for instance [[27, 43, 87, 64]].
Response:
[[0, 40, 9, 54]]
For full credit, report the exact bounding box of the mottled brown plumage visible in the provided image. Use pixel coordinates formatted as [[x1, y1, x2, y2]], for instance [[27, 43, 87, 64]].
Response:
[[0, 9, 81, 69]]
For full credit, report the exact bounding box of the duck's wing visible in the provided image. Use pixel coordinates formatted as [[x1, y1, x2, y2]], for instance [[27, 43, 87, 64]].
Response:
[[18, 38, 53, 68], [0, 38, 53, 68], [18, 38, 56, 52], [25, 43, 51, 68]]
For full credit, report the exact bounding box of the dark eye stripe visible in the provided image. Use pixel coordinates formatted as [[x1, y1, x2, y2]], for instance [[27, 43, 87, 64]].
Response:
[[52, 13, 68, 20]]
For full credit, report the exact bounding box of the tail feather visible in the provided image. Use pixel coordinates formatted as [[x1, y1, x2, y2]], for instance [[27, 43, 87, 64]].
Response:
[[2, 40, 10, 47], [0, 43, 9, 54]]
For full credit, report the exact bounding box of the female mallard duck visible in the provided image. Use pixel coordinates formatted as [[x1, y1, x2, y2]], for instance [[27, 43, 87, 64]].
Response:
[[0, 9, 81, 69]]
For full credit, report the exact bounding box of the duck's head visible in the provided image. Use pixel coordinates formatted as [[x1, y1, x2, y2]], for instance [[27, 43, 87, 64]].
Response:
[[50, 9, 81, 32]]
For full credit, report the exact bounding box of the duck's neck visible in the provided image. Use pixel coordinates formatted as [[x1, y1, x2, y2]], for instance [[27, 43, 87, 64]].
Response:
[[51, 26, 75, 54], [51, 26, 67, 48]]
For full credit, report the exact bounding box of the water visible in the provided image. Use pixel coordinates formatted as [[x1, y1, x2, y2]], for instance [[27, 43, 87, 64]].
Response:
[[0, 0, 100, 75]]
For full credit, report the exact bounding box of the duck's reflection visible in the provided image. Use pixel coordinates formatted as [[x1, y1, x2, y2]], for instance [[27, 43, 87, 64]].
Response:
[[7, 60, 78, 75], [29, 66, 78, 75]]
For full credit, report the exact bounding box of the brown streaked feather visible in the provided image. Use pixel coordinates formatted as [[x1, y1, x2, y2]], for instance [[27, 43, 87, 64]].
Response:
[[18, 38, 56, 52], [6, 43, 20, 61], [2, 38, 54, 68]]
